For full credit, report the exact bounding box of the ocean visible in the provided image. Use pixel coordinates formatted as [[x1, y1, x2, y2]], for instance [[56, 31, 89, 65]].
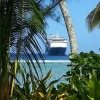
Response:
[[11, 54, 71, 84], [37, 60, 71, 84]]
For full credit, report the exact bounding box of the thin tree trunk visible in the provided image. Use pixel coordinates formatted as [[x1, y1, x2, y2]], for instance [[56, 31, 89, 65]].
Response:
[[59, 0, 78, 54]]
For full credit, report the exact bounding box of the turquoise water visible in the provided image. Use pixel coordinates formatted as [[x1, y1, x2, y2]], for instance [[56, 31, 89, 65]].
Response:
[[16, 55, 71, 85], [40, 61, 71, 82], [19, 60, 71, 85]]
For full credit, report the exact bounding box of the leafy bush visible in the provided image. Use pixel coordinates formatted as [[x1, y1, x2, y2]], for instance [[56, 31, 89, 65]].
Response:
[[64, 51, 100, 100], [10, 51, 100, 100]]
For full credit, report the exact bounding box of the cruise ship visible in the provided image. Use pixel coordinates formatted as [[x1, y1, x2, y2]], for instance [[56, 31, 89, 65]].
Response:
[[46, 34, 67, 56]]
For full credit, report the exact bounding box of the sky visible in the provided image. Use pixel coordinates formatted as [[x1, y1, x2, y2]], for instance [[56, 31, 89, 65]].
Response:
[[41, 0, 100, 54]]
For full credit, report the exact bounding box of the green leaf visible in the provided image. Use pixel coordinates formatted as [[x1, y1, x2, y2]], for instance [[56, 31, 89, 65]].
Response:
[[43, 70, 52, 82]]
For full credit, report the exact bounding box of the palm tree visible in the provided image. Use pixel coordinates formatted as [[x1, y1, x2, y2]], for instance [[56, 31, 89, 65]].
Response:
[[59, 0, 78, 54], [0, 0, 47, 99], [86, 2, 100, 31], [0, 0, 62, 99]]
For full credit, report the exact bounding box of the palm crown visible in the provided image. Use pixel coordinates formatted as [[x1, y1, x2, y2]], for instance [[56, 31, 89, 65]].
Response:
[[86, 2, 100, 31]]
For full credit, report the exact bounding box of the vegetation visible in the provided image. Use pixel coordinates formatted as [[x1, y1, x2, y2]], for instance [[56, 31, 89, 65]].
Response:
[[66, 51, 100, 100], [0, 0, 100, 100], [0, 0, 47, 99], [86, 2, 100, 31], [0, 0, 59, 99], [10, 51, 100, 100]]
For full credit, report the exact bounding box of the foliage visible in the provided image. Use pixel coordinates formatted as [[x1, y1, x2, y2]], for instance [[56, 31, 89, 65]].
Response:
[[0, 0, 60, 99], [9, 62, 79, 100], [1, 0, 100, 100], [64, 51, 100, 100], [86, 2, 100, 31], [10, 67, 63, 100]]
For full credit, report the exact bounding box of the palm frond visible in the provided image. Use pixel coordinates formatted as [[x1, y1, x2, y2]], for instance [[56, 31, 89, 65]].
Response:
[[0, 0, 47, 98], [10, 0, 46, 75], [0, 0, 60, 98], [86, 2, 100, 31], [9, 0, 47, 96]]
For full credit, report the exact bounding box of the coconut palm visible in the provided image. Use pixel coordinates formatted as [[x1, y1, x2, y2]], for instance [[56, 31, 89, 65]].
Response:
[[86, 2, 100, 31], [0, 0, 62, 99], [0, 0, 47, 99], [59, 0, 78, 54]]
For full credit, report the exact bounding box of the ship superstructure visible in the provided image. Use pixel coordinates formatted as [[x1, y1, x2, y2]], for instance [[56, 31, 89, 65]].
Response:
[[46, 34, 67, 56]]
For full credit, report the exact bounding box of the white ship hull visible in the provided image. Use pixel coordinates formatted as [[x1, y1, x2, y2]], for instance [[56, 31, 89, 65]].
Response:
[[46, 34, 67, 56]]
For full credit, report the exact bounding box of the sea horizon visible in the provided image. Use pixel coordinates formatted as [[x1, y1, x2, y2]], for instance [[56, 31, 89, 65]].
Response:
[[10, 53, 70, 61]]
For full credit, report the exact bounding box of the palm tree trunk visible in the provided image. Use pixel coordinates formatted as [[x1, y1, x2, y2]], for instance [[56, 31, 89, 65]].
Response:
[[0, 0, 14, 99], [59, 0, 78, 54]]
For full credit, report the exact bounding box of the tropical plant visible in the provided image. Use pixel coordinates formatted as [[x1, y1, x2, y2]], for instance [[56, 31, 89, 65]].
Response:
[[0, 0, 64, 99], [86, 2, 100, 31], [10, 64, 78, 100], [0, 0, 56, 99], [59, 0, 78, 54], [64, 51, 100, 100], [10, 68, 63, 100]]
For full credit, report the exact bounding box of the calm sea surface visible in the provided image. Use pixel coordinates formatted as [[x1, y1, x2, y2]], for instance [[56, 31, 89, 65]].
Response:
[[38, 61, 71, 83], [11, 54, 71, 84]]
